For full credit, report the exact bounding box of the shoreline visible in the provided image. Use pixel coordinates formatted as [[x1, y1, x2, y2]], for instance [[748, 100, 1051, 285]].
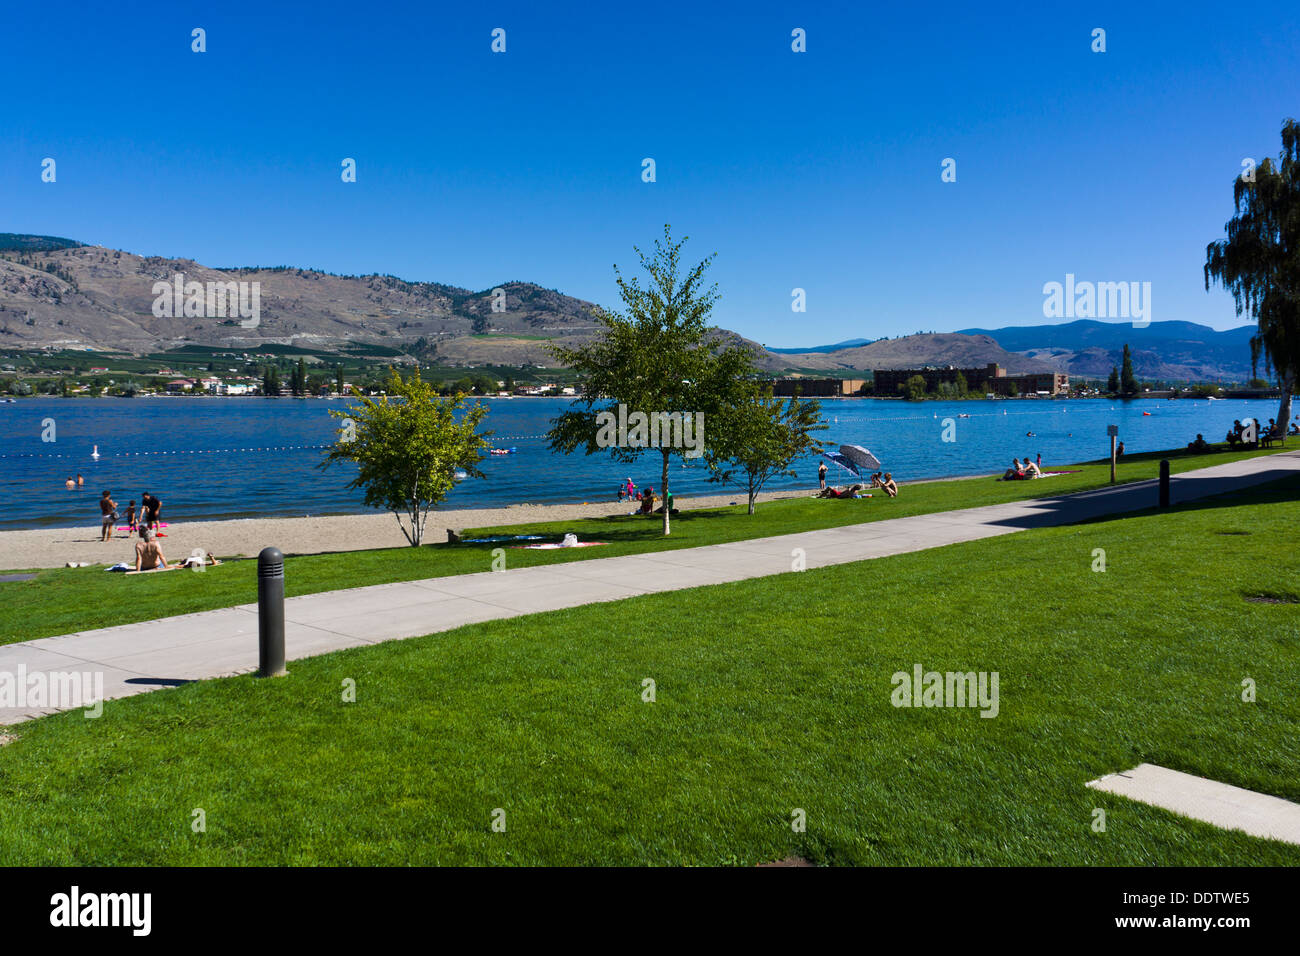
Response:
[[0, 489, 815, 571]]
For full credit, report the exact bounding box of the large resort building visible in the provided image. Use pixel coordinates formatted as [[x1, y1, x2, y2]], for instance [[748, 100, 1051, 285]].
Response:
[[770, 364, 1068, 398], [872, 363, 1069, 397]]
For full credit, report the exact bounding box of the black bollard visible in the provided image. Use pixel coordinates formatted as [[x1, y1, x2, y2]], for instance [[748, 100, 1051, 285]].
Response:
[[1159, 459, 1170, 509], [257, 546, 287, 677]]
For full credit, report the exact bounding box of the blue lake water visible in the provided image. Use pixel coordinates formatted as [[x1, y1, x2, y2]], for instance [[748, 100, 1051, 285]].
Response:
[[0, 395, 1287, 531]]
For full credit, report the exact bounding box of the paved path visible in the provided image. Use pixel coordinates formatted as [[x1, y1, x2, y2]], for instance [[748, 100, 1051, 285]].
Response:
[[1088, 764, 1300, 846], [3, 450, 1297, 726]]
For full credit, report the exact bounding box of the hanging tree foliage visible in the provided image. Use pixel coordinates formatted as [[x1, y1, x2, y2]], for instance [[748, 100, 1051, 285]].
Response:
[[1206, 118, 1300, 432]]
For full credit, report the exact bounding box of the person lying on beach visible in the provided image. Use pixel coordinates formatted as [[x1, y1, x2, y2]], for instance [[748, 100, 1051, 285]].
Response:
[[134, 527, 167, 572], [178, 552, 222, 569], [817, 483, 865, 499], [880, 473, 898, 497]]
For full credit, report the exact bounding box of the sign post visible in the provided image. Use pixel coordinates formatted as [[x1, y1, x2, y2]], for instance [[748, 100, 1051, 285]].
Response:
[[1107, 424, 1118, 484]]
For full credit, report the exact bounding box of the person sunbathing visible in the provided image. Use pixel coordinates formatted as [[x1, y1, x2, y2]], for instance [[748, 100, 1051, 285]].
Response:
[[134, 527, 168, 572], [880, 474, 898, 497], [1002, 458, 1025, 480], [1022, 457, 1042, 478], [816, 483, 863, 499]]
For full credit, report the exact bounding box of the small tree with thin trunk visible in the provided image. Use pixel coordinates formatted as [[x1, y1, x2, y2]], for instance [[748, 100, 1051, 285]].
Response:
[[706, 386, 827, 514], [321, 366, 489, 546], [1206, 118, 1300, 433], [547, 225, 754, 535]]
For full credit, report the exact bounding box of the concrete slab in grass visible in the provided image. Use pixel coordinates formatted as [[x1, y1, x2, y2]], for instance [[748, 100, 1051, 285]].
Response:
[[1087, 763, 1300, 846]]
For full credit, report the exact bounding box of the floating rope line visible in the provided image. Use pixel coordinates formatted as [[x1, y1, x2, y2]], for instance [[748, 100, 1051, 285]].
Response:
[[2, 444, 334, 459], [3, 439, 537, 458]]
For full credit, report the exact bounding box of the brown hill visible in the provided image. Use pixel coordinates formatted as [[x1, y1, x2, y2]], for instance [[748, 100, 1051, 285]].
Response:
[[771, 333, 1054, 374], [0, 240, 1059, 376]]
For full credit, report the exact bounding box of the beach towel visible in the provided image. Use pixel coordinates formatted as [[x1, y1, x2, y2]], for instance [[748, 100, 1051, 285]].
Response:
[[997, 469, 1080, 482], [462, 534, 545, 544], [510, 541, 608, 550]]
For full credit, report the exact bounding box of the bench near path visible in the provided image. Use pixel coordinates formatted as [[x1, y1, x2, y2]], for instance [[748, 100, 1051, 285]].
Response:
[[4, 449, 1298, 727]]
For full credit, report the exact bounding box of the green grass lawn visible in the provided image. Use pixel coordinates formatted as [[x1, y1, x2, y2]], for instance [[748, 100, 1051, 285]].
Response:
[[0, 473, 1296, 865], [2, 442, 1293, 645]]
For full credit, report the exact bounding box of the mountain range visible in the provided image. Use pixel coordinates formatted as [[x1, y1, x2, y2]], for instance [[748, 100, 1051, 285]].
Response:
[[0, 235, 1259, 382]]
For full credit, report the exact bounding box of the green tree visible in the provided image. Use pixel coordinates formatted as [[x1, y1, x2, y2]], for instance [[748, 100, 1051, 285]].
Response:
[[1106, 366, 1120, 394], [706, 388, 827, 514], [954, 371, 968, 397], [547, 225, 754, 535], [335, 366, 346, 395], [261, 365, 281, 396], [1119, 345, 1139, 396], [321, 367, 490, 547], [1206, 118, 1300, 433], [291, 357, 308, 396], [901, 374, 927, 401]]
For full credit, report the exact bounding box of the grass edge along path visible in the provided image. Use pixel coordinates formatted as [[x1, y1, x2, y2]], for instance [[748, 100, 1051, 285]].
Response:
[[1, 442, 1293, 645], [0, 473, 1296, 865]]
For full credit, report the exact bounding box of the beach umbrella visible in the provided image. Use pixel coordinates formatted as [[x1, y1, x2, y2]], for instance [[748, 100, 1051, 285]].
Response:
[[839, 444, 882, 473], [821, 450, 859, 477]]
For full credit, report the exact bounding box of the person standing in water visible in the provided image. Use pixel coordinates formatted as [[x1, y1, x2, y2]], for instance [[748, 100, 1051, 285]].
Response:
[[76, 473, 84, 487]]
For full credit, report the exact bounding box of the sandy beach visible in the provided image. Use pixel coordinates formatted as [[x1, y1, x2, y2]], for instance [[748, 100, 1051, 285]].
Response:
[[0, 490, 808, 571]]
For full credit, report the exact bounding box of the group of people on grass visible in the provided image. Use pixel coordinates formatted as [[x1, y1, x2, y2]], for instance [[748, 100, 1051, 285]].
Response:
[[816, 462, 898, 498], [1224, 417, 1297, 447], [1002, 454, 1047, 480], [616, 478, 676, 515]]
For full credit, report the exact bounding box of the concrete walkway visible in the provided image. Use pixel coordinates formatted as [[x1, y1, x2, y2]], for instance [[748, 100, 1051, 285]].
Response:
[[3, 450, 1297, 726], [1088, 764, 1300, 846]]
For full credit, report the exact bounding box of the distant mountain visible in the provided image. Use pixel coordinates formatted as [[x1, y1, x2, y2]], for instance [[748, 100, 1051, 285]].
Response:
[[957, 320, 1258, 382], [2, 236, 1249, 381], [769, 333, 1054, 374], [0, 239, 606, 363], [767, 337, 874, 354], [0, 233, 84, 252]]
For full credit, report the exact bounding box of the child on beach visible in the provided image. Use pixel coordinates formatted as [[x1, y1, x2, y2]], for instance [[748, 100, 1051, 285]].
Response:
[[125, 500, 137, 535]]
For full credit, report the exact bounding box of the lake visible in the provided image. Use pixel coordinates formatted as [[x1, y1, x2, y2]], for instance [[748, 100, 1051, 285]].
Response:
[[1, 395, 1286, 531]]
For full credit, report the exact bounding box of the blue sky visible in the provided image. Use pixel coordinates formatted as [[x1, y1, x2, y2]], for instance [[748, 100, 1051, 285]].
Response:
[[2, 1, 1297, 346]]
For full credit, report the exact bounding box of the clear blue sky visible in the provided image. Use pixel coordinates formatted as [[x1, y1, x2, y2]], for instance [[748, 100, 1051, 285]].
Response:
[[2, 1, 1296, 346]]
